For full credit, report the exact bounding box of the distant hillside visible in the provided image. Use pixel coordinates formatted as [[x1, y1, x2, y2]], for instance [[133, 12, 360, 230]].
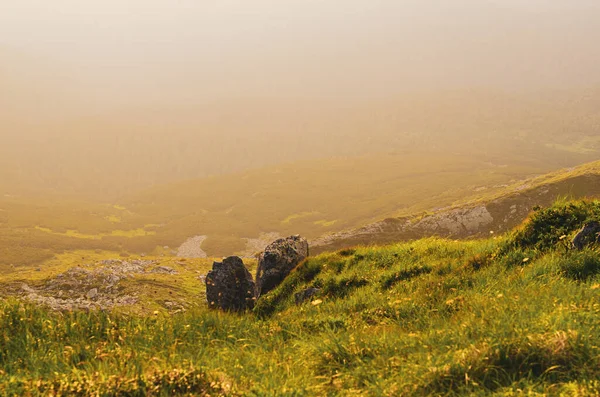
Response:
[[0, 151, 540, 265], [313, 160, 600, 253], [2, 87, 600, 199], [2, 156, 600, 267], [120, 151, 545, 257]]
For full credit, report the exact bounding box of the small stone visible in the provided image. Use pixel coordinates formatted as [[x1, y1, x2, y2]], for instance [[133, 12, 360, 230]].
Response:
[[295, 288, 321, 305], [572, 222, 600, 250], [86, 288, 98, 299], [150, 266, 177, 275]]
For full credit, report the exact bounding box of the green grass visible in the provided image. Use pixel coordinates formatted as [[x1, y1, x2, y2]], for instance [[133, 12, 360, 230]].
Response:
[[1, 199, 600, 395]]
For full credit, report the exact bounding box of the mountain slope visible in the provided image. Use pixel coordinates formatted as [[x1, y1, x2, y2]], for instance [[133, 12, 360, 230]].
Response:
[[312, 160, 600, 253], [120, 151, 544, 256]]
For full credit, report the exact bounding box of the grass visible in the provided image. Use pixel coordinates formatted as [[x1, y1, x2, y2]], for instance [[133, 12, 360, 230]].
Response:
[[1, 199, 600, 395], [34, 226, 157, 240]]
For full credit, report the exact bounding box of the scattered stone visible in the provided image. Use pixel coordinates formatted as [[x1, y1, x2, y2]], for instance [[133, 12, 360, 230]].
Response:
[[572, 221, 600, 250], [177, 235, 208, 258], [151, 266, 178, 275], [295, 288, 321, 305], [205, 256, 256, 312], [18, 259, 169, 311], [255, 235, 309, 297]]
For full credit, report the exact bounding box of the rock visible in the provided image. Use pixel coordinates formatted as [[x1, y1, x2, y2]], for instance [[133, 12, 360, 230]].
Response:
[[255, 235, 309, 297], [572, 221, 600, 250], [86, 288, 98, 299], [177, 235, 208, 258], [151, 266, 177, 275], [205, 256, 256, 312], [295, 288, 320, 305]]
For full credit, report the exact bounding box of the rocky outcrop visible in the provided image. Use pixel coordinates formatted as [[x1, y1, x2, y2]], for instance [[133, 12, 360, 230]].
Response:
[[177, 235, 208, 258], [413, 205, 493, 235], [205, 256, 256, 311], [311, 174, 600, 254], [310, 206, 495, 253], [572, 221, 600, 250], [255, 235, 309, 297], [19, 259, 165, 311]]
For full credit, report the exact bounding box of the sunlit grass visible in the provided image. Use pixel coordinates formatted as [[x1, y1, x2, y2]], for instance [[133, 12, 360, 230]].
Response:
[[34, 225, 156, 240], [314, 219, 338, 227], [281, 211, 320, 224], [104, 215, 122, 223]]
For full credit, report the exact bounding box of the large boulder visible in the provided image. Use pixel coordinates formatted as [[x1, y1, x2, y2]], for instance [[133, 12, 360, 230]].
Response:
[[205, 256, 256, 311], [256, 235, 309, 297], [572, 221, 600, 250]]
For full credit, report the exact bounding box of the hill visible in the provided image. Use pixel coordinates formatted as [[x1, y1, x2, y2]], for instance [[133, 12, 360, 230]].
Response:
[[313, 160, 600, 253], [0, 199, 599, 395]]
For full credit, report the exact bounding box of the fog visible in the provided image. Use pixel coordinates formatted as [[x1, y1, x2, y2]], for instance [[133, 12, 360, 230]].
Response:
[[1, 0, 600, 198]]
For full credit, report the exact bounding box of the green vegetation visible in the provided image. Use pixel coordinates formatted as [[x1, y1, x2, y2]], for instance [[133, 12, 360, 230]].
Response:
[[1, 199, 600, 395]]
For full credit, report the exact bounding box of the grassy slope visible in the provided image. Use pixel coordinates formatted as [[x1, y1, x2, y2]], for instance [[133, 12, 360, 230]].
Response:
[[121, 152, 545, 255], [1, 199, 600, 396], [311, 160, 600, 253]]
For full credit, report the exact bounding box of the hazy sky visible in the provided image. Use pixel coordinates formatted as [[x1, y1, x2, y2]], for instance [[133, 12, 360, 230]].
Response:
[[1, 1, 600, 198], [2, 0, 600, 108]]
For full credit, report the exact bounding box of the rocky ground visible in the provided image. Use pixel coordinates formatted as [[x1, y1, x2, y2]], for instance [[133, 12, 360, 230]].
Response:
[[16, 259, 184, 311], [176, 235, 208, 258], [311, 173, 600, 253]]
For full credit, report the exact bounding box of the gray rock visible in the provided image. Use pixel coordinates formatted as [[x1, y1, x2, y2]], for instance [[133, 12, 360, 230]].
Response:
[[86, 288, 98, 299], [295, 288, 321, 305], [572, 221, 600, 250], [256, 235, 309, 297], [151, 266, 178, 275], [205, 256, 256, 312]]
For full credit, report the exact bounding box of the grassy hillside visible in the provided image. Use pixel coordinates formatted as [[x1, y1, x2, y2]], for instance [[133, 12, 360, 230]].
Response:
[[312, 160, 600, 253], [1, 199, 600, 395]]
